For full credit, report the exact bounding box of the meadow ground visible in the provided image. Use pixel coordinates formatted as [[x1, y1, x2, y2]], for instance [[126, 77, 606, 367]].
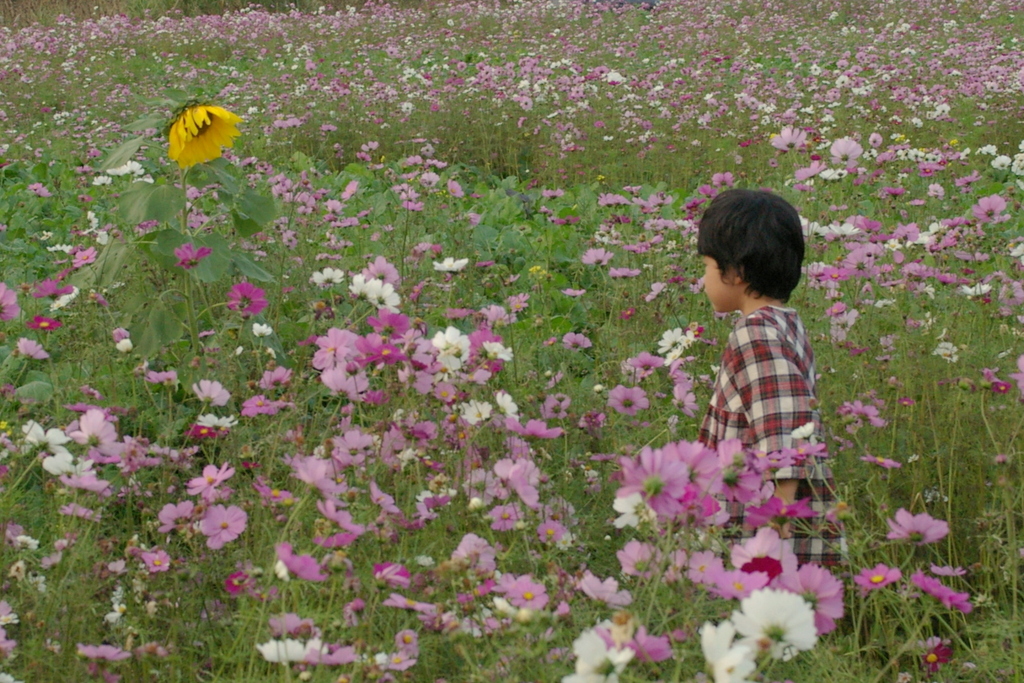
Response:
[[0, 0, 1023, 681]]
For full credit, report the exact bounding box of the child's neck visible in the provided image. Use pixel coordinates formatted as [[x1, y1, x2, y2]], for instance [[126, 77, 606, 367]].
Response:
[[738, 293, 784, 317]]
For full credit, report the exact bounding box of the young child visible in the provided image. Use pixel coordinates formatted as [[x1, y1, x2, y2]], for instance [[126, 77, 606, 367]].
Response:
[[697, 188, 845, 566]]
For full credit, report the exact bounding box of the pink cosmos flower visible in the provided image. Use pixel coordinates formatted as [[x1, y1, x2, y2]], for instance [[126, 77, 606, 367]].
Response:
[[577, 571, 632, 607], [488, 503, 522, 531], [618, 444, 691, 517], [910, 571, 973, 613], [771, 126, 807, 152], [971, 194, 1009, 224], [226, 281, 268, 316], [0, 282, 20, 321], [537, 520, 567, 544], [451, 533, 496, 572], [617, 540, 660, 578], [607, 385, 649, 416], [744, 497, 817, 528], [141, 549, 171, 574], [830, 137, 864, 165], [157, 501, 195, 533], [374, 563, 411, 589], [187, 463, 235, 501], [72, 246, 98, 268], [276, 543, 328, 581], [581, 248, 614, 265], [562, 332, 592, 350], [853, 564, 902, 595], [708, 566, 770, 599], [627, 626, 672, 662], [1010, 354, 1024, 400], [496, 573, 549, 609], [200, 505, 248, 549], [144, 370, 178, 387], [505, 417, 563, 439], [730, 527, 798, 580], [774, 563, 845, 635], [174, 243, 213, 270], [886, 509, 949, 545], [861, 453, 901, 469], [193, 379, 230, 406], [68, 408, 118, 449], [77, 643, 131, 661], [259, 367, 293, 390], [16, 337, 48, 359]]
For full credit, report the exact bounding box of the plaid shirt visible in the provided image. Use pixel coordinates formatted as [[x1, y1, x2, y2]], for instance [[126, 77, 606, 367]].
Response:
[[699, 306, 846, 566]]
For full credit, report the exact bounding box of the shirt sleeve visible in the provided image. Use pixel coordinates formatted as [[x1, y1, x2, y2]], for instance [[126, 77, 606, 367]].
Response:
[[724, 322, 820, 480]]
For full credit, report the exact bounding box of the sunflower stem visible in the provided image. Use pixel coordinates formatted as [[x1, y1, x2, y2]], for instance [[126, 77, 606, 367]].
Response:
[[179, 167, 202, 358]]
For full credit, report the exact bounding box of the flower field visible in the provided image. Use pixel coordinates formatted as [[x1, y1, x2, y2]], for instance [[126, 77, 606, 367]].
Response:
[[1, 0, 1023, 681]]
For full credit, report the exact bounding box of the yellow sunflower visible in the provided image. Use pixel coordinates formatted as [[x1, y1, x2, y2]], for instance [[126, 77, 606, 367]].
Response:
[[167, 104, 243, 169]]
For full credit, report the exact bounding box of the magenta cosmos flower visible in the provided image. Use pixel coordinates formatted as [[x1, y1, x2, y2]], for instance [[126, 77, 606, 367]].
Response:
[[910, 571, 972, 614], [26, 315, 62, 331], [226, 281, 267, 316], [173, 242, 213, 270]]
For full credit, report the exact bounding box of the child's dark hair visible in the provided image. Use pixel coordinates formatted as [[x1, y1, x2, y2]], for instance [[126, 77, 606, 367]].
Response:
[[697, 189, 805, 302]]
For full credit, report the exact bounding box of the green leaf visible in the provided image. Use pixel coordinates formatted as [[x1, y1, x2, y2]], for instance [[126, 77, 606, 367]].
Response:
[[15, 380, 54, 403], [70, 239, 134, 290], [120, 183, 185, 225], [146, 228, 190, 268], [232, 210, 263, 239], [230, 251, 275, 282], [134, 302, 185, 357], [192, 234, 232, 283], [99, 136, 148, 171], [124, 112, 167, 133], [236, 188, 277, 227]]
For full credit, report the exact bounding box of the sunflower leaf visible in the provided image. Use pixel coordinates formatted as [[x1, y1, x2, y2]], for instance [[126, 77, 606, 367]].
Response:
[[236, 188, 277, 227], [134, 302, 185, 357], [124, 113, 168, 133], [230, 251, 275, 282], [120, 183, 185, 225], [98, 136, 148, 172]]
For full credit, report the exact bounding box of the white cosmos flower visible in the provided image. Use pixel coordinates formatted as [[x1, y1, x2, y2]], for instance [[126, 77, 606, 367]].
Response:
[[562, 628, 635, 683], [433, 257, 469, 273], [459, 400, 493, 426], [195, 414, 239, 429], [931, 342, 959, 363], [350, 274, 400, 312], [107, 160, 144, 177], [700, 621, 757, 683], [311, 267, 345, 286], [432, 326, 470, 371], [22, 421, 72, 452], [481, 341, 513, 361], [41, 450, 88, 476], [256, 638, 325, 664], [730, 588, 817, 662], [992, 155, 1012, 170], [612, 492, 655, 529], [958, 283, 992, 297], [494, 390, 519, 416], [252, 323, 274, 338]]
